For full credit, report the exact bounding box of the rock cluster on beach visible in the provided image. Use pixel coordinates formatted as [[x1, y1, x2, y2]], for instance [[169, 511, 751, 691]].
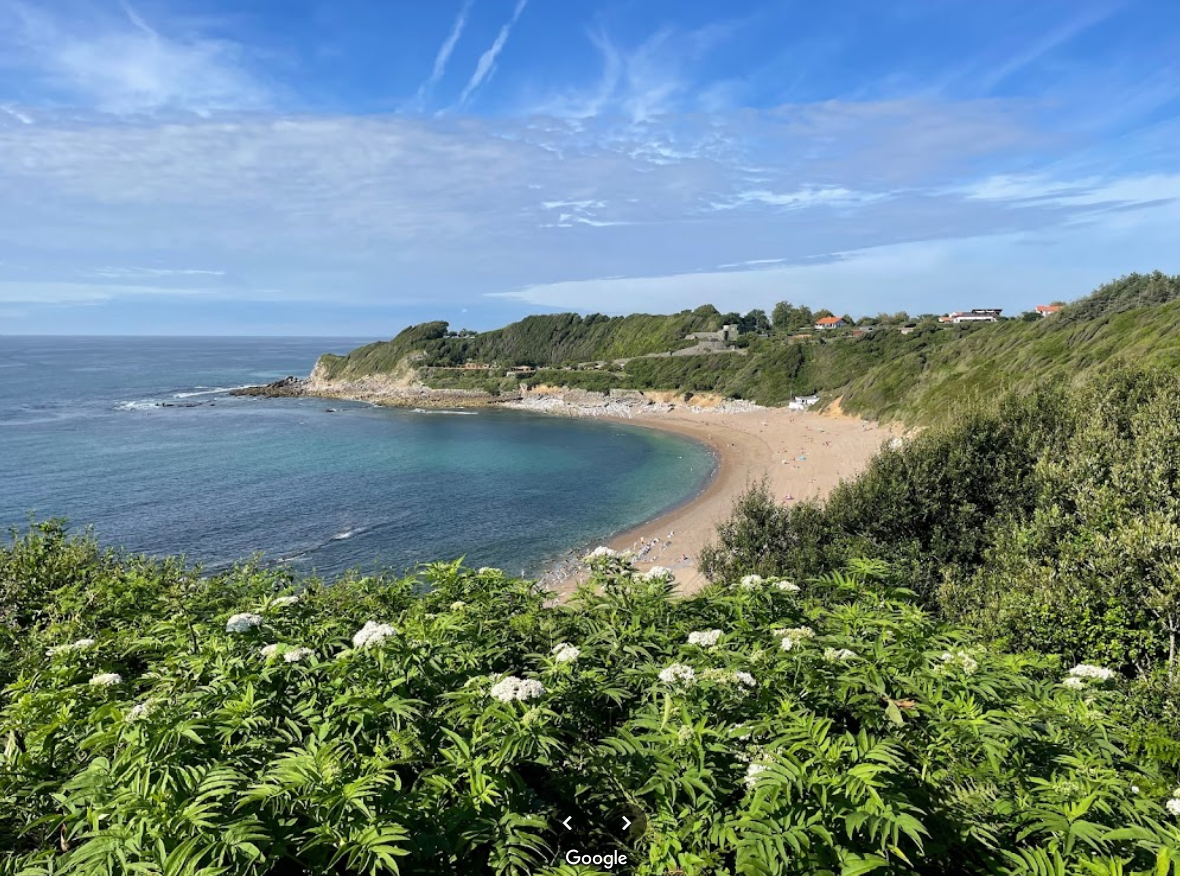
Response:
[[229, 374, 764, 418]]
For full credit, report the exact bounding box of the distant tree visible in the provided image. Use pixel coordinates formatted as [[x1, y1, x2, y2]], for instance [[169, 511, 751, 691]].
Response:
[[841, 314, 855, 326], [772, 301, 819, 332], [742, 309, 771, 333], [1020, 311, 1042, 322], [812, 309, 834, 323]]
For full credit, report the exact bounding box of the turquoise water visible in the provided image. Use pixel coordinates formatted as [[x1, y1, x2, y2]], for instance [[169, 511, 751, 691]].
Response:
[[0, 337, 714, 577]]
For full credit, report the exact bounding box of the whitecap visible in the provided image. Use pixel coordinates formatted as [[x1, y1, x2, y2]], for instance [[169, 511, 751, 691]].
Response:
[[410, 408, 478, 416], [172, 385, 253, 399]]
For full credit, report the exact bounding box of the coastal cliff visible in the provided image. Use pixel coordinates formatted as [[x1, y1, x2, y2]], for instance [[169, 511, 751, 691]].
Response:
[[231, 366, 761, 416], [234, 271, 1180, 424]]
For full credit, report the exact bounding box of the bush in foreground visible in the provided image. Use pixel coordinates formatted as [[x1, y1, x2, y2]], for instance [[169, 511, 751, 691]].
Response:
[[2, 532, 1180, 875]]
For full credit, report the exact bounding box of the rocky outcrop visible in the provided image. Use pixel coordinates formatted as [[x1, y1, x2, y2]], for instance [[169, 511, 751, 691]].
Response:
[[230, 376, 308, 397], [231, 366, 511, 408]]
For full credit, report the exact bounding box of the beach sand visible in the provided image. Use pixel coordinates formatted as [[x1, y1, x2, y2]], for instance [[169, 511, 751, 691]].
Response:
[[550, 406, 900, 594]]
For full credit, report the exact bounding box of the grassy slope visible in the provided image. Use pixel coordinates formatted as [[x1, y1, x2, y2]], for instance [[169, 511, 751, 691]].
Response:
[[318, 310, 725, 380], [314, 272, 1180, 424], [837, 299, 1180, 422]]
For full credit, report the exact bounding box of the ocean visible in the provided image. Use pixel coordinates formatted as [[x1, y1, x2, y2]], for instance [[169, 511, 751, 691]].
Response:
[[0, 336, 714, 578]]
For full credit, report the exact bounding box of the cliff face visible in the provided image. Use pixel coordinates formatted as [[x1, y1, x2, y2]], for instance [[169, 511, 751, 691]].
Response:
[[295, 355, 506, 407]]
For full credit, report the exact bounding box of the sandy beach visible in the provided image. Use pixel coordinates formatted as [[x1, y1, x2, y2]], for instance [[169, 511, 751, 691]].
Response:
[[544, 404, 901, 593]]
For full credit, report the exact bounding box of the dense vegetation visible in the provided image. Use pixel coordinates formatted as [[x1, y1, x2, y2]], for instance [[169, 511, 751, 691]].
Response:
[[7, 273, 1180, 873], [701, 366, 1180, 731], [5, 527, 1180, 875], [317, 307, 727, 380], [315, 271, 1180, 424]]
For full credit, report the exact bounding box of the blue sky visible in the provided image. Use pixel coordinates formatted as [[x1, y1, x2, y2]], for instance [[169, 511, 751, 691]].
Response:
[[1, 0, 1179, 335]]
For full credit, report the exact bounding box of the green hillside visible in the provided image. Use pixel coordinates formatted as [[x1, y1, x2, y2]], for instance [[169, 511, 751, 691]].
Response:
[[316, 306, 727, 380], [312, 271, 1180, 425]]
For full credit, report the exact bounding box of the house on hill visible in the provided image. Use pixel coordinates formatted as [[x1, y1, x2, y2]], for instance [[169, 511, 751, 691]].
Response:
[[814, 316, 845, 330], [1035, 304, 1063, 317], [940, 309, 1002, 324], [684, 324, 740, 345]]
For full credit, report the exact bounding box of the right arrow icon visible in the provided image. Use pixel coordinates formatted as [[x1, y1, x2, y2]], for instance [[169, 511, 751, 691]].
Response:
[[622, 816, 632, 830]]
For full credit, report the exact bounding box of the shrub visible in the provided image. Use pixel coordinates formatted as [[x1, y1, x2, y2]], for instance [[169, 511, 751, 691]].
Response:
[[2, 531, 1179, 875]]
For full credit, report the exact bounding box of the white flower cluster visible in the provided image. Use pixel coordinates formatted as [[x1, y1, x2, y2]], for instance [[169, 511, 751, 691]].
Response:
[[687, 629, 722, 648], [1168, 788, 1180, 816], [744, 762, 768, 789], [642, 566, 674, 582], [269, 595, 300, 608], [1063, 676, 1087, 689], [583, 546, 633, 566], [774, 581, 801, 592], [736, 574, 763, 590], [778, 627, 816, 651], [225, 613, 263, 633], [1067, 664, 1117, 682], [353, 621, 397, 649], [658, 663, 696, 687], [477, 567, 500, 575], [490, 676, 545, 702], [450, 601, 466, 611], [702, 668, 758, 691], [88, 672, 122, 687], [284, 647, 313, 663], [126, 700, 158, 721], [260, 643, 282, 658], [937, 650, 979, 675], [823, 648, 857, 662], [45, 638, 96, 657], [551, 642, 581, 663]]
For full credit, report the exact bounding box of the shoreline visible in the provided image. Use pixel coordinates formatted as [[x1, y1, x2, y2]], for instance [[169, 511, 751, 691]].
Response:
[[233, 378, 898, 592], [537, 405, 900, 594]]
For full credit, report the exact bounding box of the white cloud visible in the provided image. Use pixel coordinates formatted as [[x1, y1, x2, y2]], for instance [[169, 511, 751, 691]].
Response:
[[416, 0, 475, 109], [0, 0, 270, 114], [456, 0, 527, 108], [492, 197, 1180, 316], [0, 103, 33, 124], [89, 266, 226, 279], [711, 186, 888, 211], [0, 98, 1174, 322]]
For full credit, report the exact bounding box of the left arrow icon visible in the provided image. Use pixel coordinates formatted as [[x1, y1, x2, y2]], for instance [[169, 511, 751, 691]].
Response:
[[561, 817, 572, 830]]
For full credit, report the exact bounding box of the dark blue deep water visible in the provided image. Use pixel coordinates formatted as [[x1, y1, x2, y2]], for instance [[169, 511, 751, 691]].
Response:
[[0, 337, 714, 577]]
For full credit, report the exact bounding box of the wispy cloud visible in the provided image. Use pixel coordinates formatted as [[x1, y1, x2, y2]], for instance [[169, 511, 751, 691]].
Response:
[[89, 266, 226, 279], [0, 0, 270, 114], [0, 93, 1175, 330], [456, 0, 528, 108], [0, 103, 33, 124], [977, 5, 1116, 93], [710, 187, 889, 211], [415, 0, 475, 110]]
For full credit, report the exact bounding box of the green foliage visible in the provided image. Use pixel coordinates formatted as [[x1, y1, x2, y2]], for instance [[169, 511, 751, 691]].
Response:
[[1057, 272, 1180, 324], [702, 366, 1180, 725], [314, 272, 1180, 423], [319, 311, 724, 380], [4, 533, 1178, 874]]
